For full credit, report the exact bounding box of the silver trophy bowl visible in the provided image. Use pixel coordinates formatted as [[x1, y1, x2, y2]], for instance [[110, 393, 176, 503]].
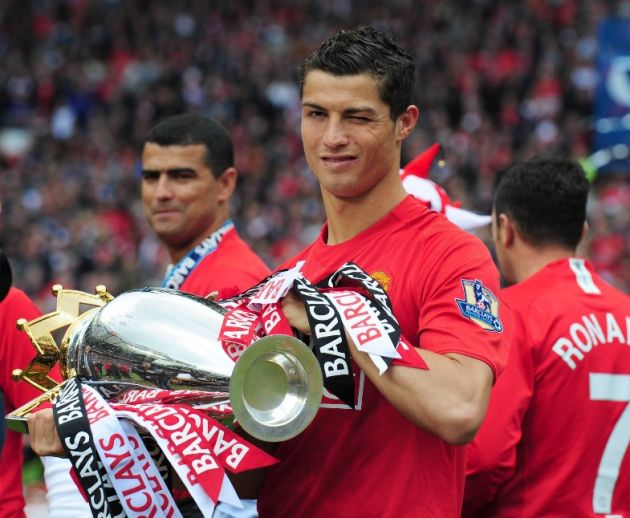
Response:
[[10, 287, 323, 442]]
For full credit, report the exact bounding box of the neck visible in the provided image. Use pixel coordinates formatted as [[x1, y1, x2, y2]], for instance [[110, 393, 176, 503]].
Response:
[[510, 243, 576, 284], [167, 217, 230, 264], [323, 177, 407, 245]]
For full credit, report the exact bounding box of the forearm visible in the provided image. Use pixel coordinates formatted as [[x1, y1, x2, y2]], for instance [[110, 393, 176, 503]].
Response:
[[349, 339, 493, 444], [281, 292, 494, 444]]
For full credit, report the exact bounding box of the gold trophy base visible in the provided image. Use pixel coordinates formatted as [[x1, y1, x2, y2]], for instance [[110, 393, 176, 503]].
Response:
[[6, 382, 66, 434]]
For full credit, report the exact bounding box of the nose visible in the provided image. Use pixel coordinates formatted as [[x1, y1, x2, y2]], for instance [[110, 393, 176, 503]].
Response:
[[322, 118, 349, 149], [154, 174, 174, 201]]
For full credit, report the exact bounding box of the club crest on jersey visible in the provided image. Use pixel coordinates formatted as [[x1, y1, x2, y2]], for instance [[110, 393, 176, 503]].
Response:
[[456, 279, 502, 332], [370, 271, 391, 292]]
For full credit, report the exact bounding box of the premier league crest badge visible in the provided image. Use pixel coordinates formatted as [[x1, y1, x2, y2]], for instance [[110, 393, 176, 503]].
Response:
[[456, 279, 502, 332]]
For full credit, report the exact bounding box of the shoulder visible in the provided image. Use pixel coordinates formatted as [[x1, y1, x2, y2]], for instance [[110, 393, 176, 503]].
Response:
[[181, 234, 271, 296], [426, 217, 490, 256], [1, 288, 40, 319], [501, 273, 554, 325], [225, 232, 270, 270], [193, 254, 269, 292], [415, 219, 498, 286], [502, 261, 589, 312], [379, 205, 500, 298]]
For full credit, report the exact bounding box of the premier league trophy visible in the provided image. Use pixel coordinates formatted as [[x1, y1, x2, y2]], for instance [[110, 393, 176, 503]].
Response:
[[7, 284, 323, 442]]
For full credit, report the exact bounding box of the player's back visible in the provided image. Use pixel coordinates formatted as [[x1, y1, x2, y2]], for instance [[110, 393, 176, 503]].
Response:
[[495, 258, 630, 517]]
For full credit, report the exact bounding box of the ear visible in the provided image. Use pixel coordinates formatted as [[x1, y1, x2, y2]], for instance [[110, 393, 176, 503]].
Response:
[[216, 167, 237, 202], [497, 213, 515, 248], [579, 221, 589, 244], [396, 105, 419, 142]]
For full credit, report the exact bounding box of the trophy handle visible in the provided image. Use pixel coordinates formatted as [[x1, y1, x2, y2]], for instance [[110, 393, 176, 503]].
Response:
[[229, 335, 323, 442], [5, 381, 67, 434]]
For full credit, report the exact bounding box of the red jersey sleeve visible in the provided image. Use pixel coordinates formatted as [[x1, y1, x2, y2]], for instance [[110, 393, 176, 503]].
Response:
[[416, 233, 511, 380]]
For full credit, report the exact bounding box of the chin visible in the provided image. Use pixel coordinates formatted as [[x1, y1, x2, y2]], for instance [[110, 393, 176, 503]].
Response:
[[322, 179, 362, 196], [155, 228, 181, 242]]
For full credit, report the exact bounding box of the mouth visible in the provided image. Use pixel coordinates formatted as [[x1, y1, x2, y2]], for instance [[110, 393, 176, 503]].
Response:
[[152, 208, 180, 217], [321, 155, 357, 169]]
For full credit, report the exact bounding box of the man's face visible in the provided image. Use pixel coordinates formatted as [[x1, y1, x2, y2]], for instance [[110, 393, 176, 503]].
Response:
[[300, 70, 407, 200], [141, 143, 222, 253]]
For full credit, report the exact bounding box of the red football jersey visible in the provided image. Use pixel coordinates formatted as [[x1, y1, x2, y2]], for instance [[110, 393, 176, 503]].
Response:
[[0, 288, 62, 517], [464, 258, 630, 517], [178, 227, 270, 298], [257, 196, 509, 517]]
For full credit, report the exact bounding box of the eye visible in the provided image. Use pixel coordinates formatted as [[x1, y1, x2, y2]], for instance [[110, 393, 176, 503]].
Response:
[[306, 109, 326, 119], [348, 115, 373, 124], [141, 171, 159, 181], [170, 169, 196, 180]]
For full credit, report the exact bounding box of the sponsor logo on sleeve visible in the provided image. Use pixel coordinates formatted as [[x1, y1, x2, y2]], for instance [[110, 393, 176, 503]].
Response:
[[455, 279, 503, 332]]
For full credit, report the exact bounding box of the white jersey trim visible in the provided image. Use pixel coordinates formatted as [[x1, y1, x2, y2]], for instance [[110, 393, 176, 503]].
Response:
[[569, 258, 601, 295]]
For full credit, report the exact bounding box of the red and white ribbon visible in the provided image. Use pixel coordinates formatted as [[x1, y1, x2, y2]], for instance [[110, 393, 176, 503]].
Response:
[[112, 405, 221, 517], [119, 419, 181, 517], [323, 289, 399, 374], [81, 385, 175, 518]]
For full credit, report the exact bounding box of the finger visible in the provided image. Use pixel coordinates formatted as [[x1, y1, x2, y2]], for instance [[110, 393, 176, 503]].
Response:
[[28, 409, 65, 457], [205, 291, 219, 301]]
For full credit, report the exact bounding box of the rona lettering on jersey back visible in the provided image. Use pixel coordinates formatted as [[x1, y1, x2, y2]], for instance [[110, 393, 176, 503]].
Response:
[[552, 312, 630, 369]]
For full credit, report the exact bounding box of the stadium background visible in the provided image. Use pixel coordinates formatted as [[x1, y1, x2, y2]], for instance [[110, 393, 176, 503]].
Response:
[[0, 0, 627, 514]]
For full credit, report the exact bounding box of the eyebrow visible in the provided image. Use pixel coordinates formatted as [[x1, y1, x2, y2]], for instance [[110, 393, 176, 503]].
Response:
[[301, 102, 379, 117], [141, 167, 197, 175]]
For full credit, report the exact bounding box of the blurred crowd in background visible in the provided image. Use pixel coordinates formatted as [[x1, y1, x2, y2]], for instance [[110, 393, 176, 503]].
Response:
[[1, 0, 628, 313]]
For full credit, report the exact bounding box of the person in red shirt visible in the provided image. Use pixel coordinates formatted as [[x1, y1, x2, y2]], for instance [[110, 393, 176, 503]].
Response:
[[142, 114, 270, 518], [0, 286, 45, 517], [243, 26, 509, 517], [463, 157, 630, 517], [24, 114, 270, 518], [0, 250, 89, 517], [141, 113, 270, 299]]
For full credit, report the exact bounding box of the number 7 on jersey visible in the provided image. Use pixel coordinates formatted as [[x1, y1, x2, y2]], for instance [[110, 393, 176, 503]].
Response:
[[589, 373, 630, 514]]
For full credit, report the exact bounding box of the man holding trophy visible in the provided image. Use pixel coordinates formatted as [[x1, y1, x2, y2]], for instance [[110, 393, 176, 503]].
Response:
[[254, 26, 511, 516], [24, 27, 511, 517]]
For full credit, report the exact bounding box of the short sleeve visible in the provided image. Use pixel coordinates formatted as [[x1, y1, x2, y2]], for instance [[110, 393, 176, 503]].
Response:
[[416, 234, 511, 380]]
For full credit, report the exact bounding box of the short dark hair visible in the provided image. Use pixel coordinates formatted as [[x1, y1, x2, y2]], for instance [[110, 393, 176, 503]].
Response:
[[145, 113, 234, 178], [494, 157, 589, 250], [299, 26, 415, 121]]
